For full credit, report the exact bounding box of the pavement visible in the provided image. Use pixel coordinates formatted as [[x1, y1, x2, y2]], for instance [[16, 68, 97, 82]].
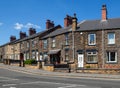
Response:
[[0, 63, 120, 80]]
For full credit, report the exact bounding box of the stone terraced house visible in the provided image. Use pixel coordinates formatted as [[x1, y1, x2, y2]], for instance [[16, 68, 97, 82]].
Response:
[[1, 5, 120, 73], [40, 5, 120, 72]]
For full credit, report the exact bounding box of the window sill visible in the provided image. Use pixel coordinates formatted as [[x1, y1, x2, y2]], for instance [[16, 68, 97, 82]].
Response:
[[64, 60, 69, 62], [43, 48, 48, 50], [86, 62, 98, 64], [51, 47, 56, 48], [106, 61, 117, 64], [64, 44, 70, 46], [88, 44, 96, 46], [107, 44, 115, 46]]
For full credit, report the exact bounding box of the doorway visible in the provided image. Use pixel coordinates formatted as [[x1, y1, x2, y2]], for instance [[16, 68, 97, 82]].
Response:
[[78, 54, 84, 68]]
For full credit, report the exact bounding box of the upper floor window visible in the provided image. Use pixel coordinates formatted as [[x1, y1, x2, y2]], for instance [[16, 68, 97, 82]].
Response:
[[20, 42, 24, 49], [34, 40, 38, 47], [65, 33, 69, 45], [108, 33, 115, 44], [52, 37, 56, 48], [88, 34, 96, 45], [43, 39, 48, 49], [26, 42, 29, 48], [107, 51, 117, 63], [32, 40, 35, 48]]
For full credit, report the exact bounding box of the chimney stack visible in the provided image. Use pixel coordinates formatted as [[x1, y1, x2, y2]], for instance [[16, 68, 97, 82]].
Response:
[[72, 13, 77, 31], [29, 28, 36, 36], [64, 15, 72, 27], [20, 31, 27, 39], [10, 36, 16, 42], [46, 20, 54, 29], [102, 4, 107, 21]]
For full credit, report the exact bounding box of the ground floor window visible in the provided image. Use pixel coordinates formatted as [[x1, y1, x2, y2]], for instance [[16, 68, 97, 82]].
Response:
[[26, 52, 29, 60], [32, 51, 35, 59], [106, 51, 117, 63], [39, 52, 43, 61], [43, 52, 48, 64], [87, 52, 97, 63]]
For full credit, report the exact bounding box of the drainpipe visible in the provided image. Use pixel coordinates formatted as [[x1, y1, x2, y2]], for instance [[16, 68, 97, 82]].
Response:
[[102, 29, 105, 68], [72, 31, 75, 62], [72, 13, 77, 62]]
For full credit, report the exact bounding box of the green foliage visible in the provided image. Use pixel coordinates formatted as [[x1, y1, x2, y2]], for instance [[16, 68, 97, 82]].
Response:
[[24, 59, 36, 65], [86, 65, 91, 68]]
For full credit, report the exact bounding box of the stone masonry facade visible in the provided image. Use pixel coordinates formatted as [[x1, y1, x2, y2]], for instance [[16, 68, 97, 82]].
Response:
[[1, 5, 120, 73]]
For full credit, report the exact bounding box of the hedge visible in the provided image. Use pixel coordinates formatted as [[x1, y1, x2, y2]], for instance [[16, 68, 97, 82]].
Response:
[[24, 59, 37, 65]]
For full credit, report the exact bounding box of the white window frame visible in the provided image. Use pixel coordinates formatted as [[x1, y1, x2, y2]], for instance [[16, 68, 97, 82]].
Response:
[[26, 52, 29, 60], [27, 42, 29, 48], [52, 37, 56, 48], [43, 39, 48, 49], [65, 33, 69, 45], [108, 33, 115, 44], [106, 52, 117, 63], [87, 52, 98, 63], [65, 51, 69, 62], [32, 51, 35, 59], [32, 40, 35, 48], [88, 34, 96, 45]]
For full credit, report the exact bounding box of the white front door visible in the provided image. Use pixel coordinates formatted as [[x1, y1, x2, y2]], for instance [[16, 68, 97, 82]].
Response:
[[78, 54, 84, 68], [36, 52, 38, 61]]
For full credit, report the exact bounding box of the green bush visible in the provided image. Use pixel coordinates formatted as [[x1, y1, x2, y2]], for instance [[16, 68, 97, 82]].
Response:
[[24, 59, 36, 65], [86, 65, 91, 68]]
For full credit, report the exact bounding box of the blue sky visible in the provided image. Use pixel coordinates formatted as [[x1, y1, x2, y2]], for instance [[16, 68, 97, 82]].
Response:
[[0, 0, 120, 45]]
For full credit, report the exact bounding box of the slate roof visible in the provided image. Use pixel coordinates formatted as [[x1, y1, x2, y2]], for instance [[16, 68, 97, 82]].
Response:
[[0, 25, 61, 46], [42, 18, 120, 39], [15, 25, 61, 43], [41, 26, 72, 39], [77, 18, 120, 31]]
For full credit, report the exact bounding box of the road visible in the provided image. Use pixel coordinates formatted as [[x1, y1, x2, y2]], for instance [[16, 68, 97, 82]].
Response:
[[0, 68, 120, 88]]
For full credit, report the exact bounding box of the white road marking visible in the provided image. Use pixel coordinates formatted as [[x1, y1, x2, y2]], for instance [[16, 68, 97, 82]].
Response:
[[2, 81, 86, 87], [0, 76, 19, 81], [58, 84, 86, 88], [10, 87, 16, 88], [21, 81, 68, 85], [2, 84, 17, 87]]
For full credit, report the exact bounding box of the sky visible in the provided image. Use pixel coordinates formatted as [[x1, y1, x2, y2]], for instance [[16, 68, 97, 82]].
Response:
[[0, 0, 120, 45]]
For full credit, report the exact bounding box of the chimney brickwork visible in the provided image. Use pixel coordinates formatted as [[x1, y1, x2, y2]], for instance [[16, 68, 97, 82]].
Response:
[[72, 13, 77, 31], [102, 4, 107, 21], [29, 28, 36, 36], [64, 15, 72, 27], [10, 36, 16, 42], [46, 20, 54, 29], [20, 31, 27, 39]]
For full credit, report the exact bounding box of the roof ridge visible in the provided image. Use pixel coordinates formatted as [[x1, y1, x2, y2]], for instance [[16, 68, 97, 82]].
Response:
[[78, 20, 86, 25]]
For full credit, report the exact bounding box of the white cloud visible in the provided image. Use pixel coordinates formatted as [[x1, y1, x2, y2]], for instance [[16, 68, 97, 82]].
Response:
[[25, 23, 41, 29], [14, 22, 41, 30], [0, 22, 3, 26], [14, 23, 24, 30]]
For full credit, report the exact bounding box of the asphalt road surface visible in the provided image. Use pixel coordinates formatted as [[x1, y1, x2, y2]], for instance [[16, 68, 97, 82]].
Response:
[[0, 68, 120, 88]]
